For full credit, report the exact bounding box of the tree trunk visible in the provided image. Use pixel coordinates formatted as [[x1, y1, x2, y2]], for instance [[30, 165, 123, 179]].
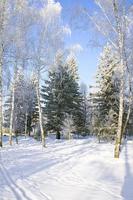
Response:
[[33, 126, 35, 137], [114, 58, 125, 158], [68, 131, 71, 140], [9, 83, 15, 145], [121, 46, 132, 140], [9, 89, 14, 145], [0, 0, 7, 148], [0, 62, 3, 147], [113, 0, 125, 158], [114, 82, 124, 158], [29, 129, 31, 137], [15, 132, 18, 144], [122, 95, 131, 140], [114, 43, 125, 159], [9, 65, 17, 145], [27, 115, 31, 137], [36, 78, 45, 147], [25, 112, 28, 138], [56, 131, 61, 139]]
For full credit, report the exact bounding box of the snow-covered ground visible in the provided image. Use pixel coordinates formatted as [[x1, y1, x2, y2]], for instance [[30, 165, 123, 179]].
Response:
[[0, 136, 133, 200]]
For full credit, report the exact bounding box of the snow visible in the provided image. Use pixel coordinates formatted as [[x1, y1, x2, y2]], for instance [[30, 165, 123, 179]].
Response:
[[0, 136, 133, 200]]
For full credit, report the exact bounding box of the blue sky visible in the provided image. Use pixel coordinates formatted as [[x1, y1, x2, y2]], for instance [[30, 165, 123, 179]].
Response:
[[57, 0, 102, 87], [57, 0, 133, 87]]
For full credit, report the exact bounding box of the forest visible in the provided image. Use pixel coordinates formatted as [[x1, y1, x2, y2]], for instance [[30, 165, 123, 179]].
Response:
[[0, 1, 133, 200]]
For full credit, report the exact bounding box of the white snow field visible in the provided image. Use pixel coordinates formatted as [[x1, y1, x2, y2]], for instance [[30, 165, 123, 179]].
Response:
[[0, 136, 133, 200]]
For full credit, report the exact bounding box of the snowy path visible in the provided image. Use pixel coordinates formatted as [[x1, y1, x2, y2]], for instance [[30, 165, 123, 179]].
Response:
[[0, 137, 133, 200]]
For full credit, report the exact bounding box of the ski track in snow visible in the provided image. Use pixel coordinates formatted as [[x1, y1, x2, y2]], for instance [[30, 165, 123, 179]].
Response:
[[0, 136, 133, 200]]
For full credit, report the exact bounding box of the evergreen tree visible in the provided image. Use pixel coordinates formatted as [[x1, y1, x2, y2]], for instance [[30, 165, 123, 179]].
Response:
[[4, 71, 39, 140], [91, 44, 120, 141], [24, 78, 39, 138], [4, 69, 26, 141], [42, 55, 81, 139], [78, 82, 89, 135], [66, 55, 84, 135]]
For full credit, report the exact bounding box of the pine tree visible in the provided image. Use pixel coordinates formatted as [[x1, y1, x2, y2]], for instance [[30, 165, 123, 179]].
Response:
[[65, 55, 84, 135], [78, 82, 89, 136], [91, 44, 120, 141], [30, 94, 40, 139], [42, 65, 68, 139], [24, 78, 39, 138], [42, 55, 81, 139]]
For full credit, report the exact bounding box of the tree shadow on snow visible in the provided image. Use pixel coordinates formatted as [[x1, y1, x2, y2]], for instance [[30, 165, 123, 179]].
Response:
[[121, 141, 133, 200]]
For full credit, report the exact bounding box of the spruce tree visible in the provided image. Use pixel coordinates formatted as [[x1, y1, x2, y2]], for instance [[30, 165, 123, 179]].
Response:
[[25, 79, 39, 138], [91, 44, 120, 141], [42, 55, 81, 139], [78, 83, 89, 135], [42, 66, 66, 139], [65, 55, 83, 135]]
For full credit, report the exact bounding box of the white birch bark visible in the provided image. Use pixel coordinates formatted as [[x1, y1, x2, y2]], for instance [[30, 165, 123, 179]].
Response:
[[0, 1, 6, 147], [85, 0, 128, 157], [36, 72, 45, 147], [9, 66, 17, 145], [113, 0, 125, 158], [114, 64, 124, 158], [9, 82, 15, 145]]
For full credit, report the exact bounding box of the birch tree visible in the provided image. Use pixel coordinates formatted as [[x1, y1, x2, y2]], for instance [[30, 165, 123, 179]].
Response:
[[75, 0, 133, 157], [0, 0, 10, 147], [8, 0, 34, 145], [32, 0, 70, 146]]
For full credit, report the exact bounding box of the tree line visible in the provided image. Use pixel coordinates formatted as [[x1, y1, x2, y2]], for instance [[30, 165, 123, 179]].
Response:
[[1, 0, 133, 159], [0, 0, 89, 148]]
